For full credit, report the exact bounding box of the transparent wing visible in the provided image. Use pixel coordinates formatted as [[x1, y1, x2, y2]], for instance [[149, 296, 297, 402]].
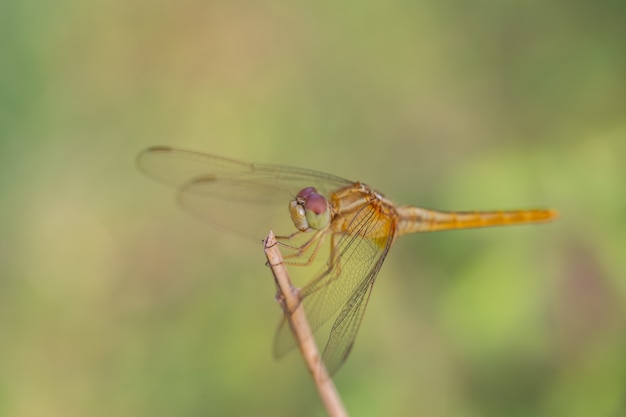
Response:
[[274, 199, 396, 375], [139, 146, 396, 374], [137, 146, 352, 239]]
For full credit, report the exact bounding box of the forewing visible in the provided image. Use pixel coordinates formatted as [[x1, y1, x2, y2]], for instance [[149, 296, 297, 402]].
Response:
[[137, 146, 351, 239]]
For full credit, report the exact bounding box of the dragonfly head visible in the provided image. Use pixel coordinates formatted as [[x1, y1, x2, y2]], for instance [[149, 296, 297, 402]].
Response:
[[289, 187, 331, 231]]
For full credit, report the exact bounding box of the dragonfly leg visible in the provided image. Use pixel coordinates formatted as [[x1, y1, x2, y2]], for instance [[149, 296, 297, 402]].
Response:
[[279, 229, 329, 267], [299, 231, 343, 297], [274, 229, 306, 243]]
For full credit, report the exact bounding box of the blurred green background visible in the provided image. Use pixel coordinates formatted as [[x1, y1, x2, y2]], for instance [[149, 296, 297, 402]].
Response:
[[1, 1, 625, 416]]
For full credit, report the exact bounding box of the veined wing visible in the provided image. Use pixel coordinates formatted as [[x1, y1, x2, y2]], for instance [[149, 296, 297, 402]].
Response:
[[274, 197, 396, 375], [137, 146, 352, 239]]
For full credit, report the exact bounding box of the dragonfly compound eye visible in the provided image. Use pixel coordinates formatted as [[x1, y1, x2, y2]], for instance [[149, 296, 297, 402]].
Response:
[[303, 191, 330, 230], [296, 187, 317, 200]]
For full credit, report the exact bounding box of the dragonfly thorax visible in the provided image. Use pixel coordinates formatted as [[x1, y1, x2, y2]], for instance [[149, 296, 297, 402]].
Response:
[[289, 187, 331, 231]]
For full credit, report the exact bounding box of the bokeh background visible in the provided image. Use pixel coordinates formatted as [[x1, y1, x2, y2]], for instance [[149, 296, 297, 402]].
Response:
[[2, 1, 625, 416]]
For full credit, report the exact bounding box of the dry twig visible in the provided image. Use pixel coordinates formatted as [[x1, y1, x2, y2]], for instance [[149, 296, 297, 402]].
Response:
[[264, 231, 348, 417]]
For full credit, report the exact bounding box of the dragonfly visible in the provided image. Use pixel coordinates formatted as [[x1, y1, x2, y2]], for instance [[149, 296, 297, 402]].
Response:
[[137, 146, 559, 375]]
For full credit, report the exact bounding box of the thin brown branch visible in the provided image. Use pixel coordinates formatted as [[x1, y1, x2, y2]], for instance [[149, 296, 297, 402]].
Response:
[[264, 231, 348, 417]]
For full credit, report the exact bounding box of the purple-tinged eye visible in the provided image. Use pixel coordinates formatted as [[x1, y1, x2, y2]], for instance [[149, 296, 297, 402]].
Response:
[[304, 193, 328, 215], [289, 187, 331, 231], [297, 187, 317, 200]]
